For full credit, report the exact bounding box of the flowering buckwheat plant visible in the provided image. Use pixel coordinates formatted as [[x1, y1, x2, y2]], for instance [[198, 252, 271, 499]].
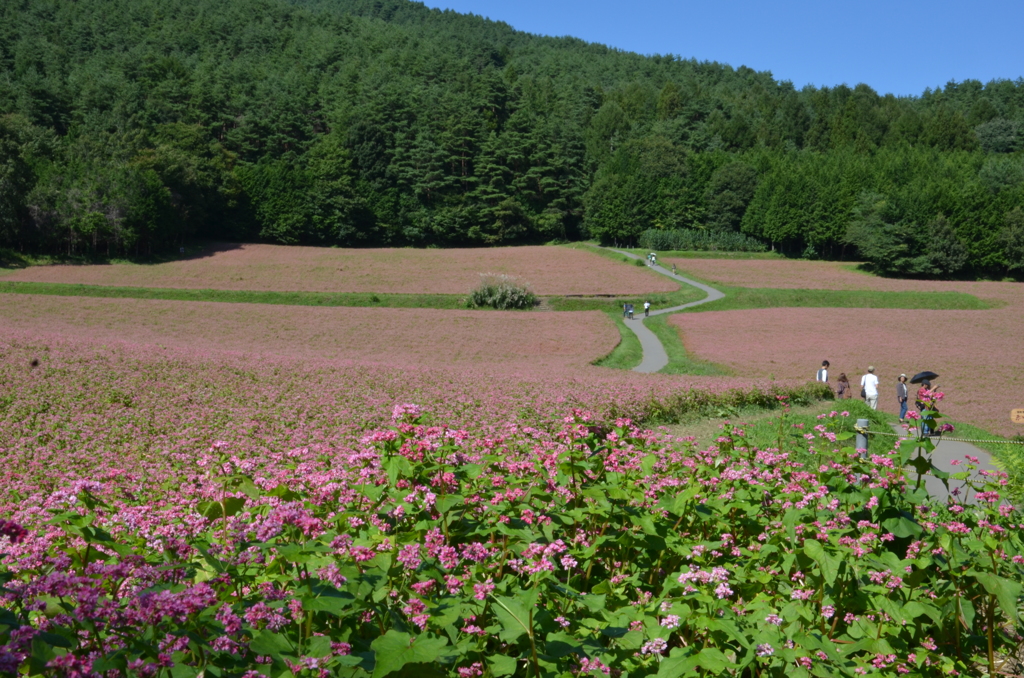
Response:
[[1, 347, 1022, 677]]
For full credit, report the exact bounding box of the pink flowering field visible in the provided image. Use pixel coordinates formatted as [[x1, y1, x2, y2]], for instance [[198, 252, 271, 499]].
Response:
[[672, 301, 1024, 436], [660, 257, 1024, 435], [665, 257, 1021, 300], [0, 332, 1019, 677], [0, 244, 677, 296], [0, 294, 620, 374]]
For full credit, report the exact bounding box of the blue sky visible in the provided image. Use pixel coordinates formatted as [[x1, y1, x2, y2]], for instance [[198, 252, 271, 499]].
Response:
[[420, 0, 1024, 97]]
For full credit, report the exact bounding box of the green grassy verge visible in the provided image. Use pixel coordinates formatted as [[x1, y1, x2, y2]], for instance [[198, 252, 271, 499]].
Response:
[[551, 243, 706, 311], [593, 311, 643, 370], [735, 398, 895, 457], [546, 286, 704, 312], [644, 314, 729, 376], [678, 285, 991, 311], [617, 246, 784, 260], [670, 399, 893, 456], [0, 280, 469, 310]]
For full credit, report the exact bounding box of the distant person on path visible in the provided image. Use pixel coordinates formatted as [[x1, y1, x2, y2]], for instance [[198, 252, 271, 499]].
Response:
[[897, 374, 909, 423], [835, 373, 851, 399], [626, 303, 634, 320], [671, 263, 677, 274], [861, 366, 879, 410], [623, 302, 629, 319], [643, 301, 651, 317], [816, 360, 830, 383]]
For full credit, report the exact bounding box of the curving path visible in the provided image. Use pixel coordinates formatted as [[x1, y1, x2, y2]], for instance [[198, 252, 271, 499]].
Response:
[[609, 250, 725, 373]]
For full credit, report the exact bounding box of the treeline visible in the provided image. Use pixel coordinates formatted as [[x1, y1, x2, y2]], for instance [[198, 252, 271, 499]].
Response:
[[1, 0, 1023, 276]]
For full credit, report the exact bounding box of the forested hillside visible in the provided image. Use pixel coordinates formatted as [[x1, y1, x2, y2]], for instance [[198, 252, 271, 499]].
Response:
[[2, 0, 1024, 276]]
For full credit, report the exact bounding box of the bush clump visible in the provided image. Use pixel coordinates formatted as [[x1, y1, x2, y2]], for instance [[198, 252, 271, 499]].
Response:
[[467, 273, 537, 309], [639, 228, 768, 252]]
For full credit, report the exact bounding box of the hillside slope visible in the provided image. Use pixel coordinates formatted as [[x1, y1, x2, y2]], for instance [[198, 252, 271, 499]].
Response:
[[1, 0, 1022, 275]]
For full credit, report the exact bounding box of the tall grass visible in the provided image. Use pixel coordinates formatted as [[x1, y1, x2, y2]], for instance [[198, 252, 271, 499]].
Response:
[[466, 274, 537, 310]]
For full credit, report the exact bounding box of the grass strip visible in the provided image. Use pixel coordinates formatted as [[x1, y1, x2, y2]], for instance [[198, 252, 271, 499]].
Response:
[[678, 286, 991, 311], [593, 311, 643, 370], [727, 398, 893, 456], [551, 242, 704, 311], [644, 314, 730, 376], [616, 246, 784, 260], [546, 285, 703, 312], [0, 280, 468, 310]]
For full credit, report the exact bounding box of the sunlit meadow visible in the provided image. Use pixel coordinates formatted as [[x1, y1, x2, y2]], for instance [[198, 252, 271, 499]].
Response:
[[1, 326, 1022, 677], [0, 245, 677, 297]]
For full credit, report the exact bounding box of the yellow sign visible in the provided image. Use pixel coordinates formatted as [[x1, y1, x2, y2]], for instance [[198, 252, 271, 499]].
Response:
[[1013, 409, 1024, 424]]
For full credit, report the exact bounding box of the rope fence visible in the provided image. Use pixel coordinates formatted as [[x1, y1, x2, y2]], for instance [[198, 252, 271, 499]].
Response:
[[854, 426, 1024, 446]]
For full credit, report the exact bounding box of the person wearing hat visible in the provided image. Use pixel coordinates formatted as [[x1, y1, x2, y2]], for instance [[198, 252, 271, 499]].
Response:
[[896, 374, 909, 423]]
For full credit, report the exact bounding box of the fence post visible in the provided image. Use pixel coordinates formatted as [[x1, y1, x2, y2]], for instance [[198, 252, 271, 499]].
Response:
[[855, 418, 870, 455]]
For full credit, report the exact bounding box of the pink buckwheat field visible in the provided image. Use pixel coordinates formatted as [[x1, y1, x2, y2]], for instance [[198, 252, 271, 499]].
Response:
[[0, 294, 618, 374], [0, 244, 677, 296], [2, 247, 1024, 678], [665, 257, 1024, 436]]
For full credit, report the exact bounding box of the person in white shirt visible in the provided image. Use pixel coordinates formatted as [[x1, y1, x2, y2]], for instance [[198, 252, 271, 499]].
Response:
[[643, 301, 651, 317], [861, 366, 879, 410], [816, 360, 829, 383]]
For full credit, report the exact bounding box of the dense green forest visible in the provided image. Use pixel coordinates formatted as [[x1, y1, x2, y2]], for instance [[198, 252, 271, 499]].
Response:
[[2, 0, 1023, 276]]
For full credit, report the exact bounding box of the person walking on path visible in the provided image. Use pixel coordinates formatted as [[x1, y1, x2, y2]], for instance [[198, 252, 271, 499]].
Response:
[[835, 373, 851, 399], [816, 360, 829, 383], [897, 374, 909, 423], [643, 301, 651, 317], [861, 366, 879, 410], [626, 303, 634, 320]]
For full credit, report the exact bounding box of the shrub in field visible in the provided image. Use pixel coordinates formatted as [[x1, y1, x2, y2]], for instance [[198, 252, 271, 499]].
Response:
[[467, 273, 537, 310], [2, 393, 1023, 677], [639, 229, 768, 253]]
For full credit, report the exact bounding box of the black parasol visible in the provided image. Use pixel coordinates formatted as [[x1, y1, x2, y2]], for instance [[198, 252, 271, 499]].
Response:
[[910, 371, 939, 384]]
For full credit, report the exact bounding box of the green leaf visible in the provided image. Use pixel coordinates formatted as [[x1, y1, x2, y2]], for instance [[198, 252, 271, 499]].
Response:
[[544, 631, 583, 658], [169, 663, 201, 678], [695, 647, 735, 672], [461, 463, 484, 480], [307, 635, 333, 658], [370, 630, 449, 678], [803, 539, 838, 586], [487, 654, 518, 677], [881, 513, 922, 538], [248, 631, 294, 656], [383, 457, 412, 486], [237, 476, 262, 500], [580, 594, 606, 613], [656, 649, 698, 677], [437, 494, 464, 514], [305, 592, 356, 615], [974, 572, 1023, 622], [492, 596, 532, 643], [198, 496, 246, 520]]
